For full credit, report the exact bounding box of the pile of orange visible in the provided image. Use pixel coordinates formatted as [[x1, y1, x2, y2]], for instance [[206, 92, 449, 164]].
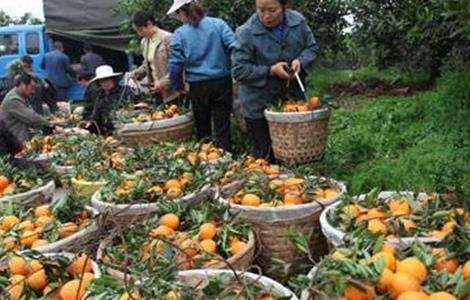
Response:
[[132, 104, 181, 123], [218, 158, 281, 187], [173, 143, 224, 165], [4, 253, 96, 300], [0, 204, 91, 252], [281, 97, 320, 113], [0, 174, 16, 197]]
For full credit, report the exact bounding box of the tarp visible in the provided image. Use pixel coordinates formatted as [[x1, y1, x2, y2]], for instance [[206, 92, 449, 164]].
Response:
[[43, 0, 132, 51]]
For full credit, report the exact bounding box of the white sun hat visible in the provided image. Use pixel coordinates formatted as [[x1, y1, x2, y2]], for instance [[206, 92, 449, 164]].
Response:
[[90, 65, 123, 84], [167, 0, 194, 15]]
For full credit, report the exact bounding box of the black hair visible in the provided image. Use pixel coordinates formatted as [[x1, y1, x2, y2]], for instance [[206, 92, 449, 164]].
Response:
[[78, 72, 94, 81], [179, 2, 205, 25], [83, 43, 93, 52], [14, 73, 35, 87], [20, 55, 33, 66], [133, 11, 157, 27]]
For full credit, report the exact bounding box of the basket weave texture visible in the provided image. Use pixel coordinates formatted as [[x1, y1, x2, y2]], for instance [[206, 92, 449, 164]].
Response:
[[0, 181, 55, 207]]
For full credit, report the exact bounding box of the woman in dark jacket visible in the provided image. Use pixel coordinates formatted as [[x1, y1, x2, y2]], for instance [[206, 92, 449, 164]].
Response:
[[232, 0, 318, 160]]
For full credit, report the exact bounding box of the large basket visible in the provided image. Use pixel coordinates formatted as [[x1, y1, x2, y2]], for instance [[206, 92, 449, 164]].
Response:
[[96, 230, 256, 282], [265, 108, 331, 165], [217, 177, 346, 282], [91, 184, 213, 227], [179, 269, 298, 299], [0, 180, 55, 207], [116, 113, 194, 147], [320, 191, 443, 250]]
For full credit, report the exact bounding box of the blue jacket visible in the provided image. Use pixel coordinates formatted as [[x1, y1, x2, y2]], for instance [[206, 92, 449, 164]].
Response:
[[169, 16, 236, 86], [41, 50, 75, 88], [232, 10, 318, 119]]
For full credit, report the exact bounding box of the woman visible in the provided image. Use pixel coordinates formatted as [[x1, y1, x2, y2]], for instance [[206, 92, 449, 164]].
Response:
[[231, 0, 318, 160], [82, 65, 133, 135], [131, 11, 179, 105], [167, 0, 236, 151]]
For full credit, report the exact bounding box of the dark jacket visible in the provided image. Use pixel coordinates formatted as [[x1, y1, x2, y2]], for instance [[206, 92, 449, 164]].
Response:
[[231, 10, 318, 119], [81, 52, 105, 73], [0, 119, 23, 157], [41, 50, 75, 88]]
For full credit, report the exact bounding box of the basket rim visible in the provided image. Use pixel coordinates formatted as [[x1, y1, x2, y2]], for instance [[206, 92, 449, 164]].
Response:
[[320, 191, 444, 248], [264, 107, 331, 123], [0, 180, 55, 204], [117, 112, 194, 133]]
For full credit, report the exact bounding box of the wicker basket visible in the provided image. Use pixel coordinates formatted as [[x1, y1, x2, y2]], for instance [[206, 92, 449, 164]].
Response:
[[179, 269, 298, 299], [265, 108, 331, 165], [116, 113, 194, 147], [217, 177, 347, 282], [0, 180, 55, 207], [96, 230, 256, 282], [91, 184, 213, 227], [320, 191, 443, 250]]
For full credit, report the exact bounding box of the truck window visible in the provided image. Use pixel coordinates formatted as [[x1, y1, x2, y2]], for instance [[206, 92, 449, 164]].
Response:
[[0, 34, 19, 56], [26, 33, 40, 55]]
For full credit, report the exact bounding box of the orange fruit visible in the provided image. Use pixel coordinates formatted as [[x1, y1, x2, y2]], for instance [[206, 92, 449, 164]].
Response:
[[68, 254, 93, 275], [264, 166, 280, 175], [331, 251, 347, 260], [377, 268, 394, 294], [381, 244, 396, 255], [390, 272, 421, 299], [307, 96, 320, 110], [20, 230, 39, 247], [35, 216, 54, 228], [428, 292, 457, 300], [401, 219, 416, 232], [166, 187, 182, 199], [241, 194, 261, 207], [372, 252, 396, 271], [181, 239, 198, 258], [7, 275, 25, 300], [3, 236, 17, 250], [59, 279, 88, 300], [207, 151, 221, 161], [284, 193, 303, 206], [31, 239, 49, 249], [462, 260, 470, 279], [149, 225, 174, 238], [34, 205, 51, 218], [366, 208, 386, 220], [284, 178, 305, 188], [367, 219, 387, 234], [80, 272, 94, 285], [230, 241, 247, 255], [0, 175, 9, 190], [160, 214, 180, 230], [344, 283, 375, 300], [27, 259, 44, 274], [164, 179, 181, 191], [323, 188, 340, 199], [433, 248, 458, 274], [200, 223, 217, 240], [8, 256, 28, 276], [342, 204, 360, 218], [442, 221, 456, 233], [200, 239, 217, 253], [26, 268, 48, 291], [2, 215, 20, 230], [397, 291, 429, 300], [18, 220, 34, 231], [59, 222, 79, 239], [389, 199, 411, 216], [396, 257, 428, 283]]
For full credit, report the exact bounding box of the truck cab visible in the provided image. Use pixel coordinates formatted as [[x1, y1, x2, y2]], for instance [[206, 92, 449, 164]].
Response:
[[0, 24, 84, 101]]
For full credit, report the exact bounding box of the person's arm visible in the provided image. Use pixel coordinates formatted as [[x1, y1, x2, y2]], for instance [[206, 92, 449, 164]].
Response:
[[4, 99, 51, 129], [296, 21, 319, 71], [219, 19, 236, 52], [231, 28, 270, 87], [168, 32, 185, 91]]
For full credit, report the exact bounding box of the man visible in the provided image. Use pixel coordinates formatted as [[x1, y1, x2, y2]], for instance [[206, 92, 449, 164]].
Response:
[[0, 73, 61, 142], [41, 41, 76, 102], [80, 43, 105, 73]]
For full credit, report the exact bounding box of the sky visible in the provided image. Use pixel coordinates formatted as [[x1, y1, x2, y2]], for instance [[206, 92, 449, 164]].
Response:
[[0, 0, 44, 19]]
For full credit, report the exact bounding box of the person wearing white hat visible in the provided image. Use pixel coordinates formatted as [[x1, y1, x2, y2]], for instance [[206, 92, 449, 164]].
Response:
[[81, 65, 133, 135], [168, 0, 236, 152]]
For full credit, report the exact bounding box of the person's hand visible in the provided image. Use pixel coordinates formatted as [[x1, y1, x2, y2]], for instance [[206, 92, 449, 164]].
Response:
[[270, 62, 291, 80], [54, 126, 65, 134], [151, 81, 165, 93], [291, 59, 302, 75]]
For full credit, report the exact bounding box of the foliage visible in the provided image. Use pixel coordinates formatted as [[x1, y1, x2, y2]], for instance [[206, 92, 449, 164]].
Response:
[[0, 11, 43, 26]]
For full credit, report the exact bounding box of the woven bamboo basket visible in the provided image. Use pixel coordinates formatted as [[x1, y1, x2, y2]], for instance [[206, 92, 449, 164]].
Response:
[[96, 230, 256, 282], [35, 206, 102, 254], [320, 191, 444, 250], [91, 184, 213, 227], [265, 108, 331, 165], [0, 180, 55, 207], [217, 177, 347, 282], [116, 113, 194, 147], [179, 269, 298, 299]]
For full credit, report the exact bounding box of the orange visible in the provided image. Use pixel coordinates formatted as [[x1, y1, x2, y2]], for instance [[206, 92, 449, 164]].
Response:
[[284, 178, 305, 188], [18, 220, 34, 231], [7, 275, 25, 300], [397, 291, 429, 300], [200, 239, 217, 253], [26, 268, 48, 291], [2, 215, 20, 230], [372, 252, 396, 271], [80, 272, 94, 285], [59, 222, 79, 239], [331, 251, 347, 260], [396, 257, 428, 283], [367, 219, 387, 234], [442, 221, 456, 233], [389, 199, 411, 216], [462, 260, 470, 279], [149, 225, 174, 238], [164, 179, 182, 191], [166, 187, 182, 199], [401, 219, 416, 232], [35, 216, 54, 228], [181, 239, 198, 258], [207, 151, 221, 161], [284, 193, 303, 206], [0, 175, 9, 190], [3, 236, 17, 250], [433, 248, 458, 274], [34, 205, 51, 218], [241, 194, 261, 207], [342, 204, 360, 218], [230, 241, 247, 255], [381, 244, 396, 255], [428, 292, 457, 300], [377, 268, 394, 294], [8, 256, 28, 276], [200, 223, 217, 240], [31, 239, 49, 249], [366, 208, 386, 220], [160, 214, 180, 230], [323, 188, 340, 199], [264, 166, 280, 175], [68, 254, 93, 275], [344, 283, 375, 300], [27, 259, 44, 274], [20, 230, 39, 247], [59, 279, 88, 300], [390, 272, 421, 299], [307, 96, 320, 110]]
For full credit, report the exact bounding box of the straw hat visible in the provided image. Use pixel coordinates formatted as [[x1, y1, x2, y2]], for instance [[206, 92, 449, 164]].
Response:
[[90, 65, 122, 84], [167, 0, 194, 15]]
